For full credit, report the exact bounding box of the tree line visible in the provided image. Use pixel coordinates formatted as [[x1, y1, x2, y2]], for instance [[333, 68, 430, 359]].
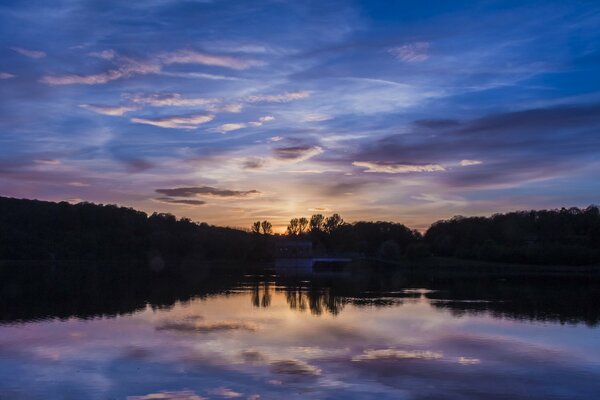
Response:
[[1, 196, 599, 266]]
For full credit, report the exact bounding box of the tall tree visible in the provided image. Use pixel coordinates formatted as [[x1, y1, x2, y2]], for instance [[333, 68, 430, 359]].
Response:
[[261, 220, 273, 235]]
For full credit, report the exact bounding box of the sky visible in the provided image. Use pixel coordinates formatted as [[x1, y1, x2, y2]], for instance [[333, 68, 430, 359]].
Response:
[[1, 0, 600, 232]]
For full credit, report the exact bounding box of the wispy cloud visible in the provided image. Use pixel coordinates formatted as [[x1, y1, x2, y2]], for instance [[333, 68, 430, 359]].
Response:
[[41, 58, 161, 85], [207, 103, 243, 113], [210, 116, 274, 133], [160, 49, 264, 70], [0, 72, 15, 79], [126, 92, 220, 107], [303, 113, 332, 122], [389, 42, 430, 62], [11, 47, 46, 59], [89, 49, 116, 60], [353, 161, 445, 173], [131, 113, 214, 129], [154, 197, 207, 206], [155, 186, 260, 198], [246, 91, 311, 103], [211, 123, 248, 133], [80, 104, 138, 116]]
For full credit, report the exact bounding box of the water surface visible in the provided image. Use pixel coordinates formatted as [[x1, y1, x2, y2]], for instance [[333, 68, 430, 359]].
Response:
[[1, 264, 599, 399]]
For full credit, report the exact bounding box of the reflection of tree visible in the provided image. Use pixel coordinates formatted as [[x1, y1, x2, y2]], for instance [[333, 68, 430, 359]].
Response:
[[284, 286, 344, 316], [251, 282, 272, 308]]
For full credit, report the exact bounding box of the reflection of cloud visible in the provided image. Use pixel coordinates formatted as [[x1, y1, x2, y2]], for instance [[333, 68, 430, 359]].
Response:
[[460, 159, 483, 166], [270, 359, 321, 376], [154, 197, 207, 206], [156, 320, 259, 333], [11, 46, 46, 59], [131, 113, 214, 129], [156, 186, 260, 198], [80, 104, 138, 116], [389, 42, 430, 62], [240, 349, 268, 363], [128, 390, 206, 400], [458, 357, 481, 365], [209, 387, 243, 398], [353, 161, 445, 174], [352, 349, 443, 361], [246, 91, 310, 103]]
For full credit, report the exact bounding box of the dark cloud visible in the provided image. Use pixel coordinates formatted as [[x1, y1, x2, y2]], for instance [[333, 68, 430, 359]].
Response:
[[273, 145, 323, 161], [154, 197, 206, 206], [352, 103, 600, 188], [155, 186, 260, 198], [241, 158, 266, 170]]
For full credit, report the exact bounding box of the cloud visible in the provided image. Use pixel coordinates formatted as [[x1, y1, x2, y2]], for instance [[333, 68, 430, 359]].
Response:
[[11, 47, 46, 59], [41, 57, 161, 85], [155, 186, 260, 198], [209, 388, 243, 398], [352, 349, 443, 362], [273, 145, 323, 162], [34, 159, 60, 165], [211, 123, 248, 133], [160, 50, 264, 70], [249, 115, 275, 126], [89, 49, 116, 60], [303, 113, 332, 122], [0, 72, 15, 79], [460, 159, 483, 166], [270, 359, 321, 376], [352, 161, 445, 173], [154, 197, 207, 206], [210, 116, 273, 133], [388, 42, 430, 62], [128, 390, 206, 400], [207, 103, 243, 113], [131, 113, 214, 129], [353, 103, 600, 188], [126, 92, 220, 107], [80, 104, 138, 116], [241, 158, 266, 170], [246, 91, 310, 103]]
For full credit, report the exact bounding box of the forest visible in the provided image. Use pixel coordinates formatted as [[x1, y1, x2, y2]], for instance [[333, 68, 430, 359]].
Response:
[[1, 196, 599, 266]]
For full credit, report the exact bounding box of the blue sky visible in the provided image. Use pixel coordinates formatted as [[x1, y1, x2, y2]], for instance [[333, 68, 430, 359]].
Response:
[[1, 0, 599, 231]]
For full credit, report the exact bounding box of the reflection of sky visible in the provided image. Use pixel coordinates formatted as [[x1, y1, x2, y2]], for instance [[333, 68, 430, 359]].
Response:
[[1, 1, 600, 231], [1, 289, 599, 399]]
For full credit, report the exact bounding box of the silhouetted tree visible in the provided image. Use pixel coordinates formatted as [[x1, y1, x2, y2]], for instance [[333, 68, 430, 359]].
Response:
[[260, 220, 273, 235], [251, 221, 261, 234], [310, 214, 325, 232]]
